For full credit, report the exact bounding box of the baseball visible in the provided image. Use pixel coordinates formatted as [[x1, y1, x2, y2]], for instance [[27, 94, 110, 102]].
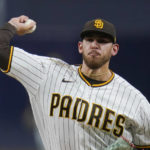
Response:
[[24, 19, 36, 34]]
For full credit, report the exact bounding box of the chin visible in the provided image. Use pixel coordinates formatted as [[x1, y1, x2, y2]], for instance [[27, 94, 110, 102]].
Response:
[[86, 61, 102, 69], [82, 53, 110, 69]]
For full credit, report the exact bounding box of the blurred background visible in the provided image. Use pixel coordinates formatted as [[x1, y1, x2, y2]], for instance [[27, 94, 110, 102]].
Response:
[[0, 0, 150, 150]]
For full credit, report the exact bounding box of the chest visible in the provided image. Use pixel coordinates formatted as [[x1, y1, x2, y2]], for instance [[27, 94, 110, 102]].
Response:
[[41, 73, 134, 136]]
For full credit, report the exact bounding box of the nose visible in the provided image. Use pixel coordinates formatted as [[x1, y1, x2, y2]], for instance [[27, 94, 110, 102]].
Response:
[[90, 40, 99, 49]]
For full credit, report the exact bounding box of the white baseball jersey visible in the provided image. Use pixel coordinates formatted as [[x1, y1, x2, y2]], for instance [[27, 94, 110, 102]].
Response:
[[4, 46, 150, 150]]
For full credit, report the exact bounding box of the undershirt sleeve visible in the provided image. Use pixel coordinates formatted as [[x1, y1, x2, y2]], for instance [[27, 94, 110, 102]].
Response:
[[0, 23, 16, 71]]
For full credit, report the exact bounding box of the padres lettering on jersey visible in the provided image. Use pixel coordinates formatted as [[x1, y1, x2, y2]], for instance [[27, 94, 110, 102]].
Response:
[[50, 93, 125, 137]]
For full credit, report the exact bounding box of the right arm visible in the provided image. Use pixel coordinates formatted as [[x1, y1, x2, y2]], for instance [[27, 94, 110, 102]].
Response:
[[0, 15, 47, 97], [0, 15, 36, 72]]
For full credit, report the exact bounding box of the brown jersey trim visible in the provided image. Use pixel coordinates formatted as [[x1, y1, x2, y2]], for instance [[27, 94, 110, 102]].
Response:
[[78, 65, 114, 87], [1, 46, 14, 73]]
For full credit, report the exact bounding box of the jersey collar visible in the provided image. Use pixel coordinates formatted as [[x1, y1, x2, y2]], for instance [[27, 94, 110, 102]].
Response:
[[78, 65, 115, 87]]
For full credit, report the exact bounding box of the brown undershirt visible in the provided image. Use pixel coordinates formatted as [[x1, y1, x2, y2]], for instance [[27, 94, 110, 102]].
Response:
[[0, 23, 16, 70], [82, 73, 106, 85]]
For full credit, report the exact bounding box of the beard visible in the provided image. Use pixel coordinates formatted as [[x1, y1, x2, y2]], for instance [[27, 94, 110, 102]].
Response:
[[82, 52, 111, 69]]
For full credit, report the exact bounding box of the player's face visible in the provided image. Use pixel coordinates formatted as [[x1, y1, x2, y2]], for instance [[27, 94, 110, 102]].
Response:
[[78, 33, 119, 69]]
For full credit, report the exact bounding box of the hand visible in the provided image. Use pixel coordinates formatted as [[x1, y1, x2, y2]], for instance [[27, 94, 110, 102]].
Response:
[[8, 15, 36, 35]]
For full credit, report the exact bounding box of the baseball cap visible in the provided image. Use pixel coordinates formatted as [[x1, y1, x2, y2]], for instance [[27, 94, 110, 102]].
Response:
[[80, 18, 116, 43]]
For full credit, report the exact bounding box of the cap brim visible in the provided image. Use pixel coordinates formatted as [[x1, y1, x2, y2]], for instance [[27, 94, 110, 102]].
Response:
[[80, 30, 114, 42]]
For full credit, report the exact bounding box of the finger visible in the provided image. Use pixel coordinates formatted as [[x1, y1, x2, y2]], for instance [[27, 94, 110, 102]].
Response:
[[19, 15, 29, 23]]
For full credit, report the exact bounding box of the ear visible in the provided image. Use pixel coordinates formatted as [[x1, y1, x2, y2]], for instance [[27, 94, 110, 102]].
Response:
[[78, 41, 83, 54], [111, 43, 119, 56]]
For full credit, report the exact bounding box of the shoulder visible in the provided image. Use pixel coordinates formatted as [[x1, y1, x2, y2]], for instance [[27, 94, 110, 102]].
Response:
[[13, 46, 68, 66], [113, 72, 147, 100], [13, 46, 79, 73], [48, 57, 79, 71]]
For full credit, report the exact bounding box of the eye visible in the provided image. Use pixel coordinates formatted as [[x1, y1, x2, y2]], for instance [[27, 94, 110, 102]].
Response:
[[86, 38, 94, 42], [97, 39, 111, 43]]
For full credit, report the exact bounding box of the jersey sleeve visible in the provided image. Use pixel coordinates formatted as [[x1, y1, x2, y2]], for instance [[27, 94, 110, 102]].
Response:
[[132, 96, 150, 149], [5, 46, 50, 97]]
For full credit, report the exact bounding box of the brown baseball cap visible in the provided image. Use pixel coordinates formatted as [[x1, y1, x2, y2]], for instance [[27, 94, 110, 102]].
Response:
[[80, 18, 116, 43]]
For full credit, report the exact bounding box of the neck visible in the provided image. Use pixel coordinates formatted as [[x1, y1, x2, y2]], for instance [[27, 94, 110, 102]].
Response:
[[81, 62, 112, 81]]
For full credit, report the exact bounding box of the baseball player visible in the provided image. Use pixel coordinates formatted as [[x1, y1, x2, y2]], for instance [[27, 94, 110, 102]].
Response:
[[0, 15, 150, 150]]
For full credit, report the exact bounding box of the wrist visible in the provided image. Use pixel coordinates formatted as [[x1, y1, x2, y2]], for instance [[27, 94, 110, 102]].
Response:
[[1, 23, 17, 35]]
